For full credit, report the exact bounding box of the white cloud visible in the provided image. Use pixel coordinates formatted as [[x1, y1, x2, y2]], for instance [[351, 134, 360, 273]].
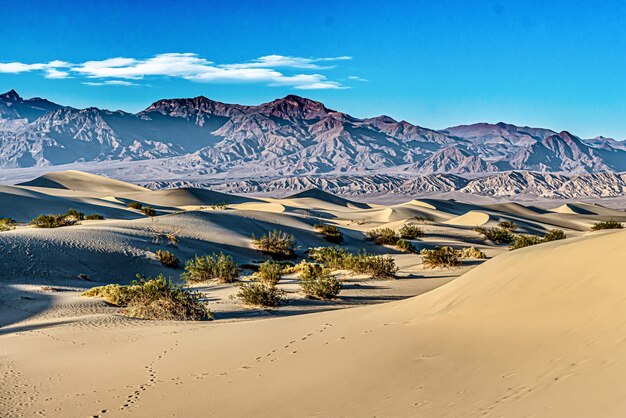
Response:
[[348, 75, 368, 82], [0, 53, 358, 90]]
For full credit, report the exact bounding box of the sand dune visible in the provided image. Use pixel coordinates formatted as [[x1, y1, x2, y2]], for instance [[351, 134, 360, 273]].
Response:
[[3, 170, 626, 417], [18, 170, 148, 194]]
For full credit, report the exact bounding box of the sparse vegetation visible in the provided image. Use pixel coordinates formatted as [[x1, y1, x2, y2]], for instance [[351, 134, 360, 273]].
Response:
[[457, 246, 486, 259], [257, 260, 284, 286], [365, 227, 399, 245], [29, 214, 76, 228], [85, 214, 105, 220], [252, 229, 296, 256], [156, 249, 180, 268], [399, 222, 424, 239], [412, 215, 434, 223], [141, 206, 157, 217], [420, 246, 461, 269], [308, 247, 399, 279], [236, 282, 285, 307], [210, 201, 229, 210], [396, 238, 417, 253], [181, 253, 240, 283], [474, 226, 514, 244], [313, 223, 343, 243], [0, 218, 16, 232], [127, 201, 143, 210], [82, 274, 211, 320], [590, 220, 623, 231], [299, 263, 341, 300], [509, 234, 543, 251], [543, 229, 566, 242], [497, 220, 518, 231]]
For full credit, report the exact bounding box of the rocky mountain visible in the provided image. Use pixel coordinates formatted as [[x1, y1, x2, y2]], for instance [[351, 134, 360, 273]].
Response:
[[1, 90, 626, 177]]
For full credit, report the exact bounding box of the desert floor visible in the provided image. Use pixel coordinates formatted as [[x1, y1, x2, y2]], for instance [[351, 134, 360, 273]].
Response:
[[2, 170, 626, 417]]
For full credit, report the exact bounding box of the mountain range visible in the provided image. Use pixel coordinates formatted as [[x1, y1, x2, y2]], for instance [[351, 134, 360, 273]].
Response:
[[1, 89, 626, 178]]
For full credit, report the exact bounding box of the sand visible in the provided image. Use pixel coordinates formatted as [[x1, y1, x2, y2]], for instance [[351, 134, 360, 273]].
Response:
[[2, 170, 626, 417]]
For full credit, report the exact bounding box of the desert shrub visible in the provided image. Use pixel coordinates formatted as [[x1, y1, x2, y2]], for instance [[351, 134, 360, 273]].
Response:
[[156, 249, 180, 268], [280, 260, 307, 274], [308, 247, 399, 279], [365, 227, 399, 245], [457, 246, 486, 259], [497, 220, 518, 231], [85, 214, 105, 220], [141, 206, 157, 217], [0, 218, 15, 232], [299, 264, 341, 300], [412, 215, 434, 223], [65, 208, 85, 221], [252, 229, 296, 256], [182, 253, 240, 283], [313, 223, 343, 243], [420, 246, 460, 268], [257, 260, 283, 286], [474, 226, 514, 244], [127, 201, 143, 210], [82, 275, 211, 320], [509, 234, 543, 251], [237, 282, 285, 307], [590, 220, 623, 231], [29, 214, 76, 228], [399, 223, 424, 239], [210, 201, 229, 210], [543, 229, 566, 242], [396, 239, 417, 253]]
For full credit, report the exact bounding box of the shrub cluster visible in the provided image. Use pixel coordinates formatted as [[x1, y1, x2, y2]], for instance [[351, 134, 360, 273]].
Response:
[[237, 282, 285, 307], [182, 253, 240, 283], [127, 201, 143, 210], [257, 260, 284, 286], [313, 223, 343, 243], [399, 222, 424, 239], [543, 229, 566, 242], [591, 220, 623, 230], [210, 201, 229, 210], [308, 247, 399, 279], [474, 226, 514, 244], [457, 246, 486, 259], [365, 227, 399, 245], [0, 218, 16, 232], [396, 239, 417, 253], [509, 229, 567, 250], [127, 201, 157, 216], [30, 213, 76, 228], [420, 246, 461, 268], [82, 274, 211, 320], [85, 214, 105, 220], [156, 249, 180, 268], [497, 220, 518, 231], [299, 263, 342, 300], [252, 229, 296, 256]]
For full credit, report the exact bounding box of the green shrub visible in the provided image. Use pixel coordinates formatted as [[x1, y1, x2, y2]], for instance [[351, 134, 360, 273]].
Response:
[[85, 214, 105, 220], [396, 239, 417, 253], [210, 201, 229, 210], [399, 222, 424, 239], [474, 227, 514, 244], [412, 215, 434, 223], [127, 201, 143, 210], [457, 246, 486, 259], [591, 220, 623, 231], [0, 218, 15, 232], [543, 229, 566, 242], [313, 223, 343, 243], [237, 282, 285, 307], [509, 234, 543, 251], [141, 206, 157, 217], [365, 227, 399, 245], [308, 246, 352, 269], [252, 229, 296, 256], [156, 250, 180, 268], [182, 253, 240, 283], [299, 264, 341, 300], [30, 214, 76, 228], [257, 260, 283, 286], [82, 274, 211, 320], [420, 246, 461, 268], [308, 247, 399, 279], [65, 208, 85, 221], [497, 220, 518, 231]]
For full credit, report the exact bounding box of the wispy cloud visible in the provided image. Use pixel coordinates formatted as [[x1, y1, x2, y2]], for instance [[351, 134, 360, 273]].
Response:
[[0, 53, 357, 90]]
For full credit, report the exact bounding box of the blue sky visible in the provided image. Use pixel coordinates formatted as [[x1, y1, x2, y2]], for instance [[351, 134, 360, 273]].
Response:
[[2, 0, 626, 138]]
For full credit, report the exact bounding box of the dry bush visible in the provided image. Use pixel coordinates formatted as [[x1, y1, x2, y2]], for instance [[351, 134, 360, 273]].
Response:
[[308, 247, 399, 279], [156, 249, 180, 268], [182, 253, 240, 283], [396, 239, 417, 253], [365, 227, 399, 245], [127, 201, 143, 210], [210, 201, 229, 210], [497, 220, 518, 231], [591, 220, 623, 230], [141, 206, 157, 217], [0, 218, 15, 232], [85, 214, 105, 220], [457, 246, 486, 259], [299, 263, 341, 300], [82, 275, 211, 320], [30, 214, 76, 228], [252, 229, 296, 256], [509, 234, 543, 251], [474, 226, 514, 244], [399, 222, 424, 239], [313, 223, 343, 243], [543, 229, 566, 241], [420, 246, 461, 268], [257, 260, 283, 286], [236, 282, 285, 307]]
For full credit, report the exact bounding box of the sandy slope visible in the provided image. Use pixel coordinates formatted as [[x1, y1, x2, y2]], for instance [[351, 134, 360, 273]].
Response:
[[3, 170, 626, 417]]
